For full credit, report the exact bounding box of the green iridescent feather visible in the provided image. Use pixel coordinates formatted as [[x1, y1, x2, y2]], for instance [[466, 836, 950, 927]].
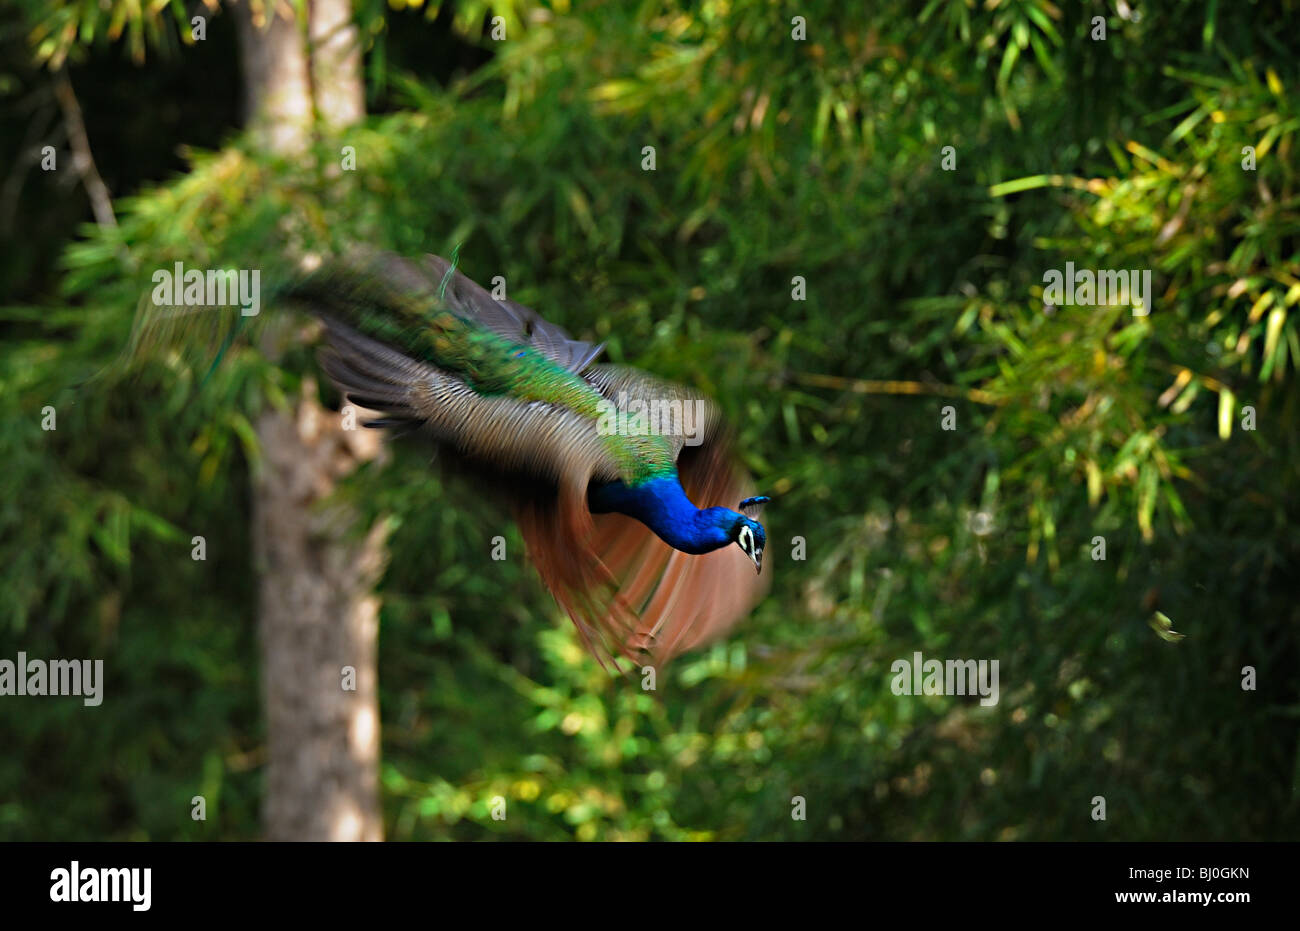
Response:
[[287, 258, 679, 486]]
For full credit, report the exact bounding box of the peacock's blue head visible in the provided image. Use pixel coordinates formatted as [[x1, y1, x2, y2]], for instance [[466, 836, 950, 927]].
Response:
[[730, 507, 768, 574]]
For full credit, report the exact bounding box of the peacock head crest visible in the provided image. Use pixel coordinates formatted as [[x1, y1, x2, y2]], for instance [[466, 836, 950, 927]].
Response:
[[731, 501, 769, 574]]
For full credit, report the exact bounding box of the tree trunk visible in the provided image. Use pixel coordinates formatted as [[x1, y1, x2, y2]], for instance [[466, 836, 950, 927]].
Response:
[[252, 382, 387, 842], [308, 0, 366, 130], [232, 0, 384, 841], [233, 0, 314, 154]]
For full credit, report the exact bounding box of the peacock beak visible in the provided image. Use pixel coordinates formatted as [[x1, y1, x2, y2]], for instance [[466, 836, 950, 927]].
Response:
[[750, 549, 763, 574]]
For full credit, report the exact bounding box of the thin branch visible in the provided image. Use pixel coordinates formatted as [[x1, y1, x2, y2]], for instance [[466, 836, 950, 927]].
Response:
[[792, 372, 1005, 407], [52, 69, 118, 232], [52, 69, 135, 270]]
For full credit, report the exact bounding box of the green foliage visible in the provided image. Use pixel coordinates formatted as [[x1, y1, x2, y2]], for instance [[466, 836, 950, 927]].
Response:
[[21, 0, 199, 67], [2, 0, 1298, 840]]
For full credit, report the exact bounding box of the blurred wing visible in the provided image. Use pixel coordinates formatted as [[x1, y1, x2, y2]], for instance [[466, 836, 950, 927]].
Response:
[[415, 254, 605, 373], [580, 363, 717, 461], [317, 318, 622, 488], [517, 367, 769, 667], [306, 313, 620, 611], [594, 435, 770, 662]]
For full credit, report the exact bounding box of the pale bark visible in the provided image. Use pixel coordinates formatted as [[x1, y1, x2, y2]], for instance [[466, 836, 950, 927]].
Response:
[[51, 71, 117, 233], [252, 382, 387, 842], [232, 0, 384, 841], [309, 0, 366, 130], [233, 1, 314, 154]]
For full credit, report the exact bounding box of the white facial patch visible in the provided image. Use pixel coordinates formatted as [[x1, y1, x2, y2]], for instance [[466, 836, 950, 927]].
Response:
[[738, 524, 755, 554]]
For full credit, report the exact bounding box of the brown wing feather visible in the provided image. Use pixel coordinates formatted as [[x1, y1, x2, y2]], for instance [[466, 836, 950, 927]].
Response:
[[515, 426, 769, 669], [621, 433, 769, 660]]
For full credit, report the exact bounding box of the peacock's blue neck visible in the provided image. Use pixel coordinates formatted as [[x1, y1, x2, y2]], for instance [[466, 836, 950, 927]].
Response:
[[589, 476, 737, 555]]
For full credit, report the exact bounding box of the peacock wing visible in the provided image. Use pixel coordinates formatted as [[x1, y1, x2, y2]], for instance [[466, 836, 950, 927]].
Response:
[[292, 260, 623, 588], [527, 365, 770, 665], [416, 254, 605, 374], [591, 426, 770, 664]]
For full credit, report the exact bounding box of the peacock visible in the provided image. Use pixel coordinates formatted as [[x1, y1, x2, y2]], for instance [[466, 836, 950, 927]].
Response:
[[277, 251, 770, 667]]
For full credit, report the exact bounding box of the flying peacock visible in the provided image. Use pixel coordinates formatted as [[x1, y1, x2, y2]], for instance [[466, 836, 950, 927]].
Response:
[[249, 251, 772, 667]]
